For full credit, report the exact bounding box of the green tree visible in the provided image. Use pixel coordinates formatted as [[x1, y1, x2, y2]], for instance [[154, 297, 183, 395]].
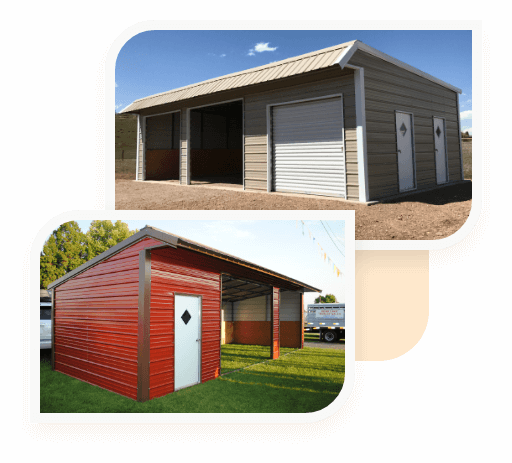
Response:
[[40, 221, 86, 289], [314, 294, 337, 303], [85, 220, 137, 260]]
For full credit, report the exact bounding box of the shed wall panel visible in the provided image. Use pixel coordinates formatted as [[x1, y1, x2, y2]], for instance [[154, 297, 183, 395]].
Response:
[[349, 50, 462, 200], [149, 247, 222, 398], [244, 71, 357, 198], [53, 237, 162, 400]]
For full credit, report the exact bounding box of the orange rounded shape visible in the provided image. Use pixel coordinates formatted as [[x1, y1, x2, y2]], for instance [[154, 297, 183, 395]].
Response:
[[355, 251, 429, 361]]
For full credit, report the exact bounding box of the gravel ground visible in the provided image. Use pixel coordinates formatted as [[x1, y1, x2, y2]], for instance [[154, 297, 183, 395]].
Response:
[[116, 177, 472, 240]]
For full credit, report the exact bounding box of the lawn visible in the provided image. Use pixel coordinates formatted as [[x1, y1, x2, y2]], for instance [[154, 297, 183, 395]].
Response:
[[40, 344, 345, 413]]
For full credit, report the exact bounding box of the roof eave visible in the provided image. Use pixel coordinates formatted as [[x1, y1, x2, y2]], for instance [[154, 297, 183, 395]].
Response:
[[47, 226, 321, 293]]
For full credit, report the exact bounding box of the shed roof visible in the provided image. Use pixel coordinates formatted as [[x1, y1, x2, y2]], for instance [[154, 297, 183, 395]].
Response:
[[121, 39, 461, 114], [47, 226, 321, 293]]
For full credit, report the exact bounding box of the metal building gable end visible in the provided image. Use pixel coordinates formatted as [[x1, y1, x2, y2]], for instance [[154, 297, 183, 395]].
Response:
[[47, 227, 178, 290], [340, 40, 462, 94]]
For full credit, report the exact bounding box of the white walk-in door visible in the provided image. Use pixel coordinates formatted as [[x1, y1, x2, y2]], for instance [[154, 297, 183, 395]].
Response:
[[174, 294, 201, 390], [433, 117, 448, 184], [272, 97, 345, 197], [395, 112, 416, 192]]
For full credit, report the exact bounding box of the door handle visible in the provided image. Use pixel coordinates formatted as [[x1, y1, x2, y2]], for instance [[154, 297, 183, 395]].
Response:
[[196, 338, 201, 342], [397, 149, 401, 153]]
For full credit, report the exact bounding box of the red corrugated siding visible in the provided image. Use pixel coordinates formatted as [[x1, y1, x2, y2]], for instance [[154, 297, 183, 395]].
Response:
[[54, 239, 295, 401], [272, 288, 280, 359], [53, 237, 161, 400], [149, 247, 221, 399]]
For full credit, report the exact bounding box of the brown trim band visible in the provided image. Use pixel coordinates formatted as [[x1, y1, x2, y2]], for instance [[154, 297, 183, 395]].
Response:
[[50, 288, 55, 370], [137, 249, 151, 402]]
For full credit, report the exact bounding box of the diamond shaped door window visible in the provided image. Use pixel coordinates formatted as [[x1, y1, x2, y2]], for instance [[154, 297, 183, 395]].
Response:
[[181, 310, 191, 325], [436, 126, 442, 137], [400, 122, 407, 136]]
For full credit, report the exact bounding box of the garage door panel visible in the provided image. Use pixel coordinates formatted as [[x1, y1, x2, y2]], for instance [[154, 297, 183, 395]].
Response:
[[272, 97, 345, 198]]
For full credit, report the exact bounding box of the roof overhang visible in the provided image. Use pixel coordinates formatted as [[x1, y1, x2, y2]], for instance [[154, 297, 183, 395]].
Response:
[[121, 39, 461, 115], [47, 226, 320, 293]]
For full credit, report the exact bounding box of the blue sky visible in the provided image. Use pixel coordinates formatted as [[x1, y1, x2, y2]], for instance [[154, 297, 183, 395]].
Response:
[[115, 29, 472, 134], [76, 220, 346, 306]]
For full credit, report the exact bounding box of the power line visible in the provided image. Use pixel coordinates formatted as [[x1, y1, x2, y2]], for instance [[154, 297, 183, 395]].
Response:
[[320, 220, 345, 258], [324, 221, 345, 256]]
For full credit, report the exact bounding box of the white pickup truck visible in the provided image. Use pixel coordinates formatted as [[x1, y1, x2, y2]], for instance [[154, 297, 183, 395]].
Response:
[[304, 303, 345, 343], [40, 290, 51, 349]]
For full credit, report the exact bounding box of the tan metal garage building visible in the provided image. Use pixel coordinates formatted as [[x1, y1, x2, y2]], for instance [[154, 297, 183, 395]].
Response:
[[121, 39, 464, 203]]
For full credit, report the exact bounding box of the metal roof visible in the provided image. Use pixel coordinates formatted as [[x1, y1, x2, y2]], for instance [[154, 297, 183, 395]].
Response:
[[121, 39, 462, 114], [48, 226, 321, 293], [121, 41, 356, 113]]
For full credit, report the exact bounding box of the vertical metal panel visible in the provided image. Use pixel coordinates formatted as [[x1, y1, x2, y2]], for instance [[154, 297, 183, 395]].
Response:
[[457, 93, 464, 181], [50, 288, 55, 370], [271, 287, 280, 359], [137, 249, 151, 402], [271, 96, 346, 197], [233, 295, 267, 321], [300, 293, 304, 349], [347, 65, 369, 202], [279, 291, 301, 321], [242, 98, 245, 190], [135, 114, 140, 181]]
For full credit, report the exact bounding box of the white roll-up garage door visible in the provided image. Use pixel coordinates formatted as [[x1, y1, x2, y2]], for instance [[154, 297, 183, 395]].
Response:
[[272, 96, 346, 197]]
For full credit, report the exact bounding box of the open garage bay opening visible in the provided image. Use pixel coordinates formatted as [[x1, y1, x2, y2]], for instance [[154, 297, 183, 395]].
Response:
[[189, 100, 243, 187]]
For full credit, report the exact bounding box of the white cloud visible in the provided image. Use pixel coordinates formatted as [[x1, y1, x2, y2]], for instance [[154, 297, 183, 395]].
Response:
[[115, 82, 118, 88], [466, 98, 472, 104], [248, 42, 277, 56], [115, 103, 123, 112], [254, 42, 277, 52], [460, 110, 472, 120], [220, 53, 226, 58]]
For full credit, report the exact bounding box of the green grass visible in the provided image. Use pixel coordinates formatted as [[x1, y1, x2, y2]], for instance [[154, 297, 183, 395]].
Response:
[[40, 345, 344, 413], [220, 344, 296, 373]]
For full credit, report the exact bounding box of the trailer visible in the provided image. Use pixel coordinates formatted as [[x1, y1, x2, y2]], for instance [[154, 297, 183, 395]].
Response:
[[305, 303, 345, 343]]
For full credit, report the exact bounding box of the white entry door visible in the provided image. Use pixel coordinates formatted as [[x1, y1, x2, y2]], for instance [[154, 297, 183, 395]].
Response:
[[433, 117, 448, 184], [175, 294, 201, 390], [395, 112, 416, 192]]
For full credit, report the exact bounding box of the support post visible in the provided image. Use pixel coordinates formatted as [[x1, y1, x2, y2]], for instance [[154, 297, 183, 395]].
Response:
[[137, 249, 151, 402], [271, 287, 280, 359]]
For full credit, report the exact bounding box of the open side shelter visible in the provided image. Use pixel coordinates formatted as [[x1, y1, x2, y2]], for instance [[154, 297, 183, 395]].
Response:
[[47, 227, 319, 402]]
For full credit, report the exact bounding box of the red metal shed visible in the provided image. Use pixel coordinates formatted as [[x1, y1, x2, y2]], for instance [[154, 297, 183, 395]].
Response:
[[47, 226, 320, 402]]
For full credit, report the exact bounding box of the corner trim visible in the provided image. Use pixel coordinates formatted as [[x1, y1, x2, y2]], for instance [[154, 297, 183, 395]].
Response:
[[456, 93, 465, 181], [135, 114, 140, 181], [137, 249, 151, 402], [345, 64, 369, 202], [50, 288, 55, 370]]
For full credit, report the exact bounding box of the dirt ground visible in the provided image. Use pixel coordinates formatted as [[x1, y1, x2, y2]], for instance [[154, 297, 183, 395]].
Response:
[[115, 175, 472, 240]]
